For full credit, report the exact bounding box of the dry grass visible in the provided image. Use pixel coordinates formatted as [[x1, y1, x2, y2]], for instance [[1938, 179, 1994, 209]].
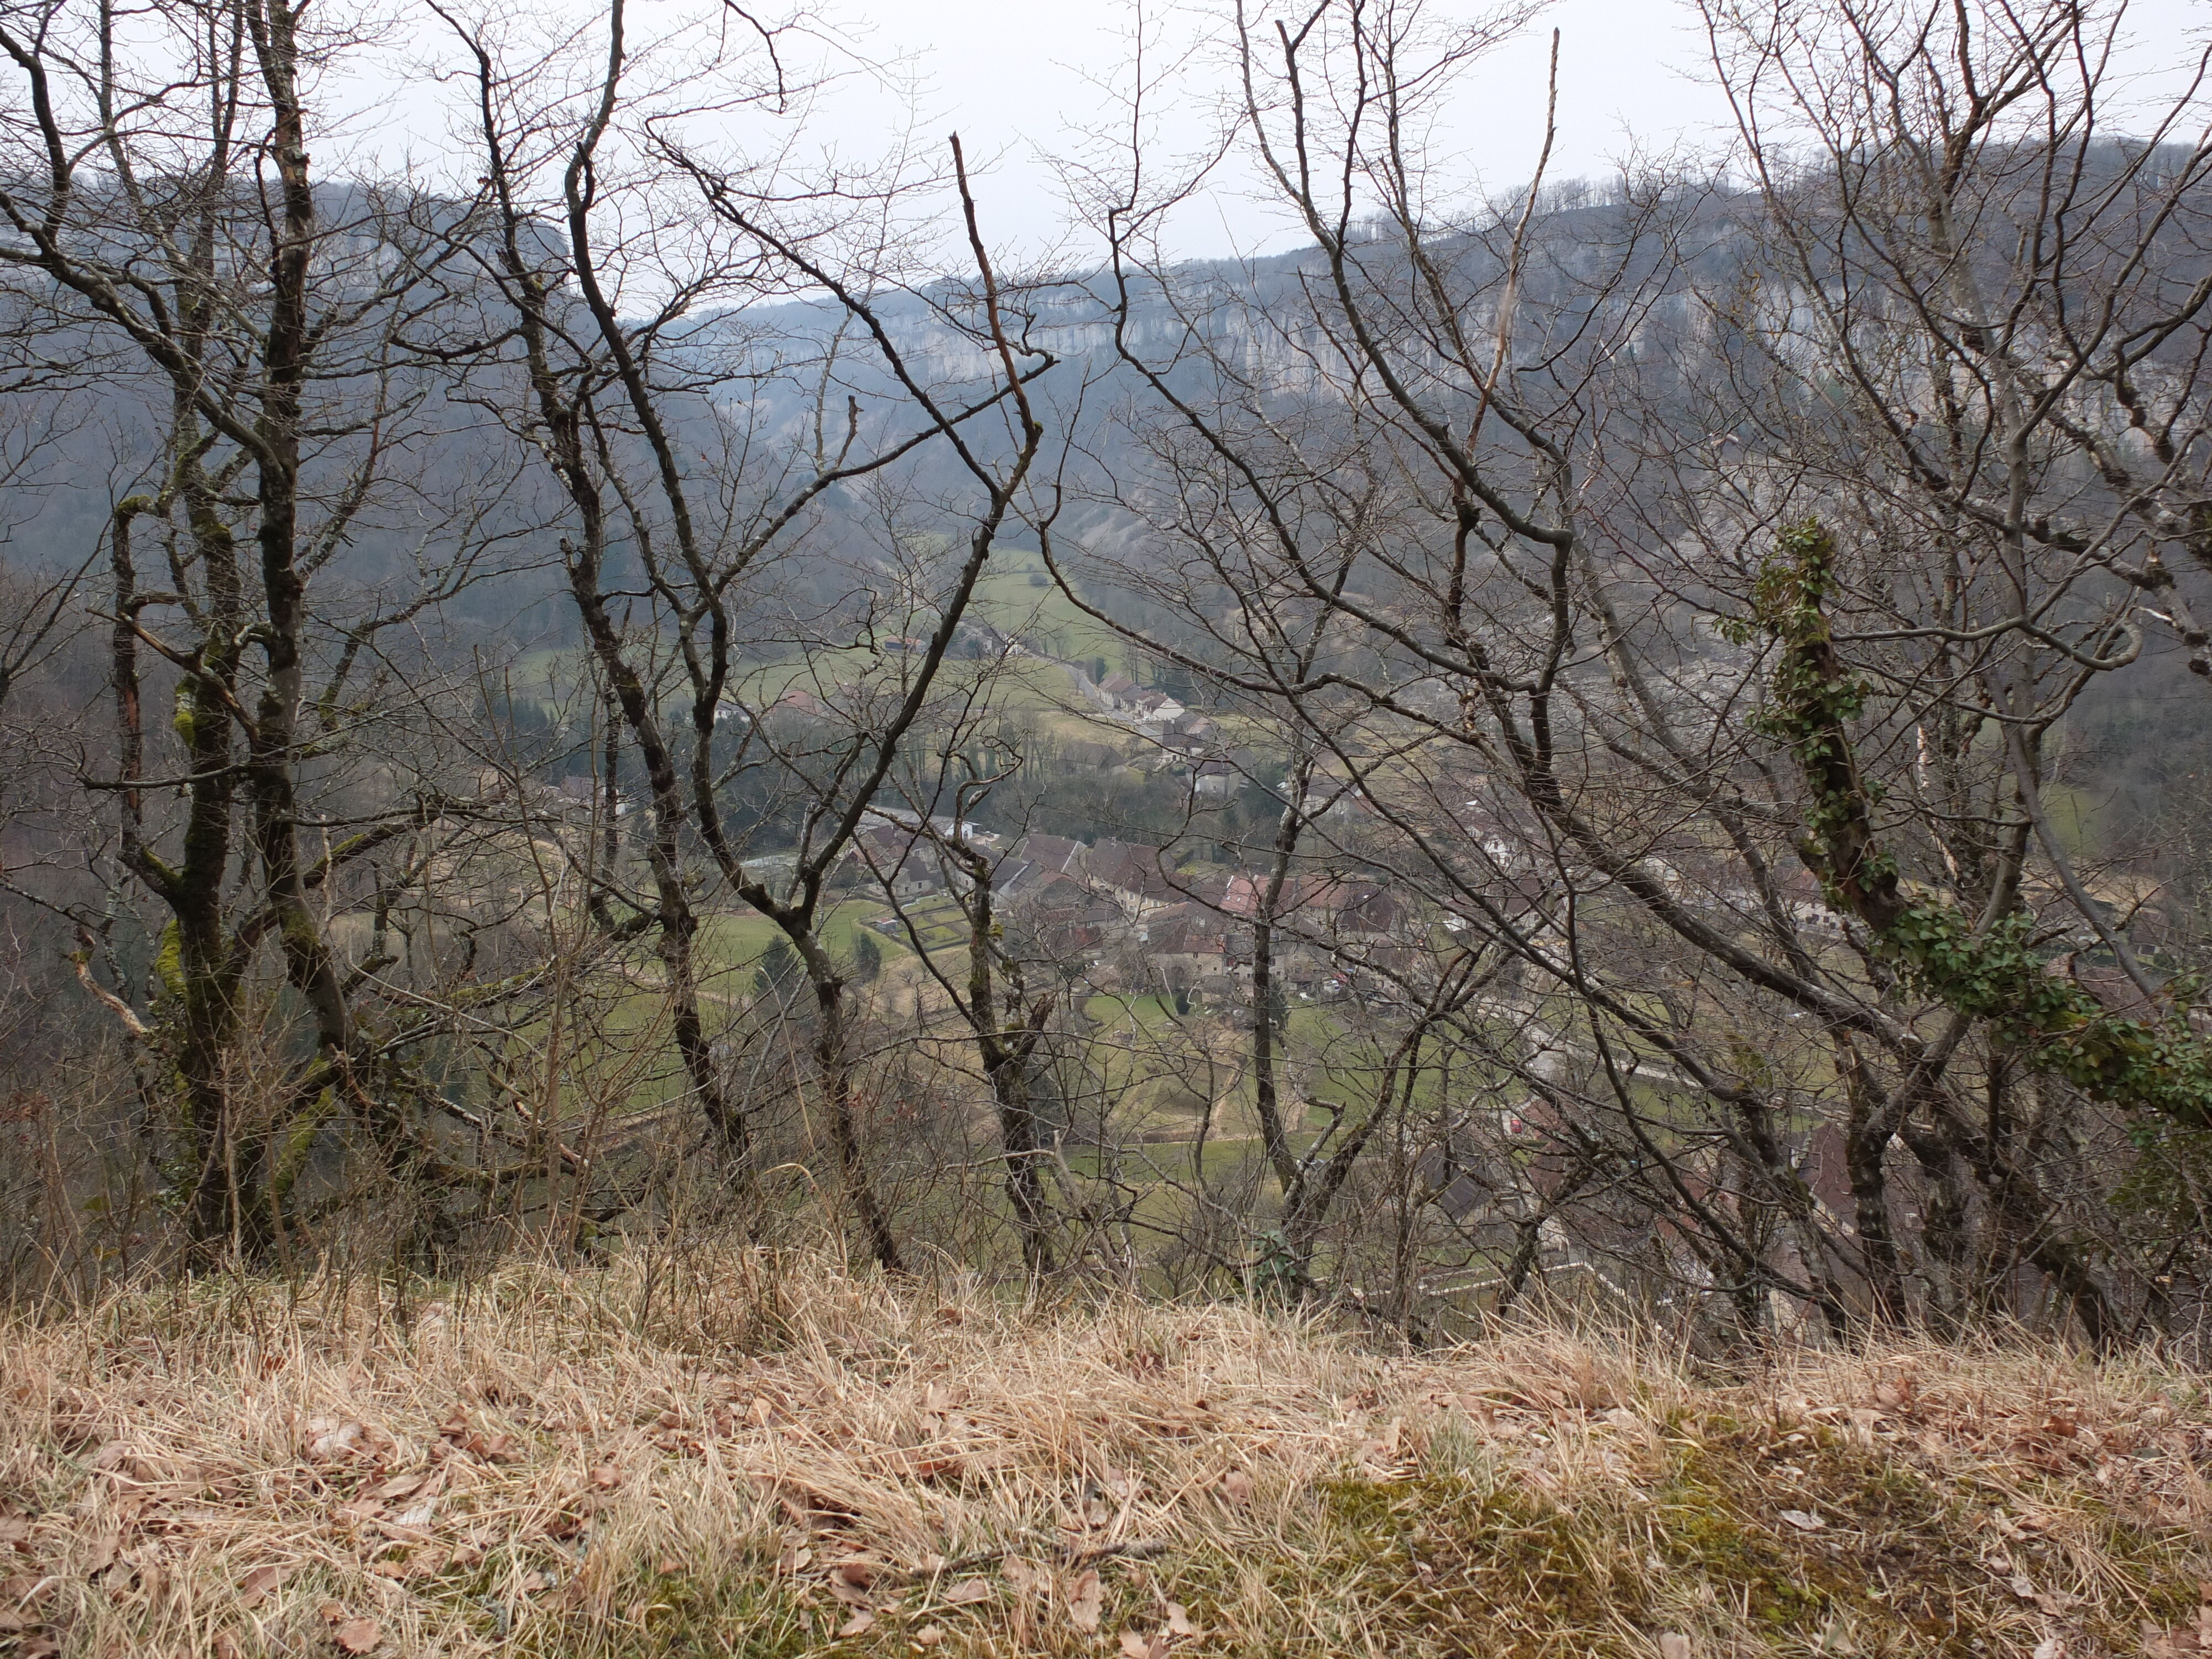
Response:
[[3, 1249, 2210, 1658]]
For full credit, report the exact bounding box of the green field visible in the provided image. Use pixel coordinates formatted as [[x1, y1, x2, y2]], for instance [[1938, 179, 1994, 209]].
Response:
[[498, 549, 1145, 730], [969, 548, 1133, 666]]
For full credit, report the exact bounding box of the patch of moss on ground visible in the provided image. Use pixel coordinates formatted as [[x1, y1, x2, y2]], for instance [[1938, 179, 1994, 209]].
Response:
[[394, 1425, 2212, 1659], [1650, 1433, 1985, 1652], [1646, 1418, 2200, 1659], [487, 1560, 822, 1658]]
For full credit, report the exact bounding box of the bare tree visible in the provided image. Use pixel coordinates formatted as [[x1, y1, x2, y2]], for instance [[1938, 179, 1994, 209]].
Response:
[[448, 0, 1050, 1270], [1042, 0, 2212, 1341], [0, 0, 525, 1256]]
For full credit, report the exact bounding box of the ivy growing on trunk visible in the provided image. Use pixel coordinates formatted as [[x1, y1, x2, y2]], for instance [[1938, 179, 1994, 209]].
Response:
[[1749, 520, 2212, 1126]]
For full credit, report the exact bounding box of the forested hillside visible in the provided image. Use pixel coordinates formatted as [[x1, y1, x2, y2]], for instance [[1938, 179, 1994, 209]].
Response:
[[3, 0, 2212, 1361]]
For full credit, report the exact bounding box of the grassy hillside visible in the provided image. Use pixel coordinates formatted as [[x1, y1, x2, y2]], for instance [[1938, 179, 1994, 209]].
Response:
[[2, 1251, 2207, 1658]]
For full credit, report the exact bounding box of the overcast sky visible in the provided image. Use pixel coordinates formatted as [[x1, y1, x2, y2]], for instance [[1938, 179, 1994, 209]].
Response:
[[847, 0, 1725, 256], [798, 0, 2211, 260], [353, 0, 2211, 267]]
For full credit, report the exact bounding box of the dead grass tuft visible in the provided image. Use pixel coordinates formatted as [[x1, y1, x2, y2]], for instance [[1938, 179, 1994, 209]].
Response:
[[1, 1250, 2208, 1657]]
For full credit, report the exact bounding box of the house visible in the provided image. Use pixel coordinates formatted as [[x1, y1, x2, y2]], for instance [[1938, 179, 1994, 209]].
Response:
[[1002, 833, 1086, 889], [1777, 867, 1848, 935], [1193, 758, 1239, 798], [1006, 871, 1126, 964], [1141, 904, 1231, 990], [1081, 839, 1185, 919], [1059, 739, 1126, 773], [1333, 883, 1413, 942], [1127, 691, 1188, 728], [1177, 870, 1233, 912], [1098, 671, 1138, 709], [848, 824, 945, 900], [1221, 870, 1350, 927], [863, 805, 998, 848], [953, 619, 1008, 658]]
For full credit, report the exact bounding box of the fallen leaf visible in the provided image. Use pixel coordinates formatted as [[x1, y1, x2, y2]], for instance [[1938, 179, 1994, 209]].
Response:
[[1220, 1469, 1254, 1506], [1166, 1603, 1198, 1637], [1778, 1510, 1825, 1532], [832, 1560, 877, 1590], [1660, 1636, 1692, 1659], [900, 1451, 966, 1480], [1119, 1632, 1171, 1659], [317, 1600, 348, 1626], [238, 1564, 286, 1607], [2009, 1575, 2038, 1601], [1, 1574, 46, 1608], [213, 1635, 242, 1659], [836, 1610, 874, 1638], [914, 1626, 944, 1647], [774, 1541, 811, 1576], [1067, 1568, 1103, 1634], [333, 1616, 383, 1653], [2033, 1641, 2066, 1659], [305, 1418, 366, 1462], [942, 1577, 992, 1605], [465, 1430, 521, 1463]]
